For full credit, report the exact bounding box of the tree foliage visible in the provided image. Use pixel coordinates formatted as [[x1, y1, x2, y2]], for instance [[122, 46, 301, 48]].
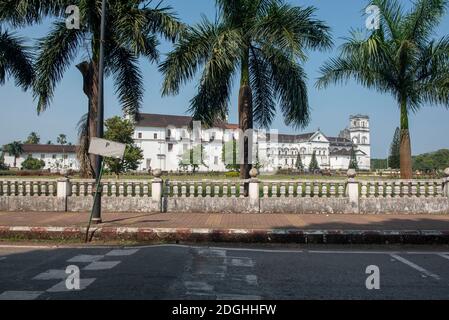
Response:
[[179, 144, 208, 173], [21, 156, 45, 170], [349, 146, 359, 170], [317, 0, 449, 178], [161, 0, 332, 129], [295, 152, 304, 171], [25, 132, 40, 144], [388, 127, 401, 169], [309, 150, 320, 172], [103, 116, 143, 177], [413, 149, 449, 171]]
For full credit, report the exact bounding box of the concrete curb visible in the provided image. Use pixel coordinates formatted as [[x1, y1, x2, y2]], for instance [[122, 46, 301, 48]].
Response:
[[2, 226, 449, 244]]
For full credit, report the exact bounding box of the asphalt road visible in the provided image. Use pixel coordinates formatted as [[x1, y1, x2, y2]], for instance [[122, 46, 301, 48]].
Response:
[[1, 244, 449, 300]]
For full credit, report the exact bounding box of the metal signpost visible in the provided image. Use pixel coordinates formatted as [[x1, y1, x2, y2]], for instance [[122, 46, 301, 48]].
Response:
[[85, 138, 126, 242]]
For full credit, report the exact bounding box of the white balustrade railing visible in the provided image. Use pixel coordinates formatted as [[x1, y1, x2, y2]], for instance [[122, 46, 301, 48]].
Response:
[[0, 179, 57, 196], [70, 180, 152, 197], [164, 180, 247, 198], [260, 180, 347, 198], [359, 180, 444, 198]]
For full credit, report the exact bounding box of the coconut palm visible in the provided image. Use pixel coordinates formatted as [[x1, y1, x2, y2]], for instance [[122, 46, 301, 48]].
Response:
[[1, 0, 184, 177], [317, 0, 449, 179], [0, 28, 34, 89], [4, 141, 23, 168], [160, 0, 332, 179]]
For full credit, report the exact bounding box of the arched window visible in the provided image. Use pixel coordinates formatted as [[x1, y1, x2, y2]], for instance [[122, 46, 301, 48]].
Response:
[[362, 137, 368, 144], [353, 137, 360, 144]]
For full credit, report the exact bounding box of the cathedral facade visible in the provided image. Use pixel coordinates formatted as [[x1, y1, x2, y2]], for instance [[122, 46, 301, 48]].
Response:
[[133, 114, 371, 172]]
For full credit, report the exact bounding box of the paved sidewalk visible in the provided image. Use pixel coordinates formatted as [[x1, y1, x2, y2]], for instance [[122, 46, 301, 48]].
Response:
[[1, 212, 449, 244]]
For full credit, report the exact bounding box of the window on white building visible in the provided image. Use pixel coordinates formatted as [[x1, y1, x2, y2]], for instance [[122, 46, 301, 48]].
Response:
[[154, 133, 158, 140], [168, 144, 173, 152], [52, 155, 56, 159], [41, 154, 45, 159], [138, 132, 142, 139], [214, 156, 218, 165]]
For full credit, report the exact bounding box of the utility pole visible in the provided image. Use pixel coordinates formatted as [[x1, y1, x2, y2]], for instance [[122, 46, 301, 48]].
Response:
[[92, 0, 107, 224]]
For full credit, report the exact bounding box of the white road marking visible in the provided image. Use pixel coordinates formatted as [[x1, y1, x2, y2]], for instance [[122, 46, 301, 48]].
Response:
[[33, 269, 67, 280], [67, 255, 104, 263], [106, 249, 139, 257], [217, 294, 261, 300], [225, 257, 255, 268], [390, 254, 441, 280], [46, 278, 96, 293], [0, 257, 6, 261], [83, 261, 121, 271], [0, 291, 43, 300], [184, 281, 214, 292], [231, 274, 258, 286], [195, 248, 227, 257], [438, 254, 449, 261]]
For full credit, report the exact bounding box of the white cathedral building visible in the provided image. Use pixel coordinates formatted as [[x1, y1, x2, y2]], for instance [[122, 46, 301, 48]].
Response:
[[132, 114, 371, 172]]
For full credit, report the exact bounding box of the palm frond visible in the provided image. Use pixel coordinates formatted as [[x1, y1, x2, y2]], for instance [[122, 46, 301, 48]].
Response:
[[34, 21, 84, 113], [0, 28, 34, 89]]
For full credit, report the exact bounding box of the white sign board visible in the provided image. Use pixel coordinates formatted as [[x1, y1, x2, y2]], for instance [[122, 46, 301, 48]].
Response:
[[88, 138, 126, 159]]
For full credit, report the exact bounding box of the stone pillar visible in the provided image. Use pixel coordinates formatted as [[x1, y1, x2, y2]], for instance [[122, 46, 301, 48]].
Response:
[[57, 178, 72, 212], [346, 169, 359, 213], [444, 168, 449, 198], [152, 169, 163, 212], [249, 168, 260, 213]]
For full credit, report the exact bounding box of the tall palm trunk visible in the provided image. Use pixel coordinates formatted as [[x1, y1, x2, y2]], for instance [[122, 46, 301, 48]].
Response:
[[76, 59, 100, 178], [399, 98, 413, 179], [239, 49, 253, 182]]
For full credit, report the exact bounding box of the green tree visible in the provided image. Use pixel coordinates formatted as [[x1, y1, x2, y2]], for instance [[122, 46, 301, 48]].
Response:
[[179, 144, 208, 173], [0, 28, 34, 89], [21, 156, 45, 170], [0, 151, 8, 170], [317, 0, 449, 179], [4, 141, 23, 168], [388, 127, 401, 169], [295, 153, 304, 171], [309, 150, 320, 172], [413, 149, 449, 171], [57, 134, 67, 145], [349, 146, 359, 170], [46, 140, 53, 145], [1, 1, 183, 178], [222, 139, 240, 172], [25, 132, 40, 144], [161, 0, 332, 180], [104, 116, 143, 177]]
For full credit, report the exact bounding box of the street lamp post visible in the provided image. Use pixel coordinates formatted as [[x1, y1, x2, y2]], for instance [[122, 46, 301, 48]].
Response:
[[92, 0, 107, 224]]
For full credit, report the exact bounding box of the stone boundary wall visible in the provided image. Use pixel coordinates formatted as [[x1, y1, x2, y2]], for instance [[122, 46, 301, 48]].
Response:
[[0, 169, 448, 214]]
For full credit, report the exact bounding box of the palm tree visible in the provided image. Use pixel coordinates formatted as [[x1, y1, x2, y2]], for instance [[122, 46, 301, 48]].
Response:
[[317, 0, 449, 179], [160, 0, 332, 179], [4, 141, 23, 168], [1, 0, 184, 178], [0, 28, 34, 89], [57, 134, 67, 145], [25, 131, 40, 144]]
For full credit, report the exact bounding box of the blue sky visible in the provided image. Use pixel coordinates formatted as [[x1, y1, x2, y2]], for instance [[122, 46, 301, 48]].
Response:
[[1, 0, 448, 158]]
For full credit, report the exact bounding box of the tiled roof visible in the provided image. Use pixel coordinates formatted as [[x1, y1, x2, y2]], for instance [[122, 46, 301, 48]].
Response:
[[20, 144, 77, 154], [136, 113, 238, 129]]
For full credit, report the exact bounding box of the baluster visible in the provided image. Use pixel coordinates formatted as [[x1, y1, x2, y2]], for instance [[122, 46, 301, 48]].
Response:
[[118, 182, 125, 197], [369, 183, 376, 198], [17, 181, 24, 196], [322, 184, 328, 198], [182, 183, 187, 198], [230, 183, 236, 197], [280, 183, 286, 197], [305, 182, 311, 197], [87, 182, 93, 196], [24, 181, 31, 196], [79, 182, 86, 197], [198, 184, 203, 197], [338, 183, 345, 197], [378, 182, 385, 198], [111, 182, 117, 197], [173, 182, 179, 198], [10, 181, 17, 196], [222, 183, 228, 198], [329, 183, 336, 198], [239, 181, 245, 198], [263, 184, 269, 198], [190, 183, 196, 198], [288, 183, 294, 198], [103, 182, 109, 197], [214, 184, 220, 198], [411, 182, 418, 197], [32, 182, 39, 196], [313, 183, 319, 197], [41, 182, 48, 196], [419, 183, 426, 198], [2, 181, 8, 196], [271, 183, 278, 198], [385, 183, 393, 198], [205, 182, 211, 197], [394, 182, 401, 198], [49, 182, 55, 196], [143, 182, 149, 197], [297, 183, 303, 198], [428, 182, 435, 197], [361, 183, 368, 198], [402, 182, 410, 198], [126, 183, 133, 197]]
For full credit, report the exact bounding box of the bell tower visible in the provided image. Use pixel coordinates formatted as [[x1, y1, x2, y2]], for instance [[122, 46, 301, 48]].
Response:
[[349, 115, 371, 169]]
